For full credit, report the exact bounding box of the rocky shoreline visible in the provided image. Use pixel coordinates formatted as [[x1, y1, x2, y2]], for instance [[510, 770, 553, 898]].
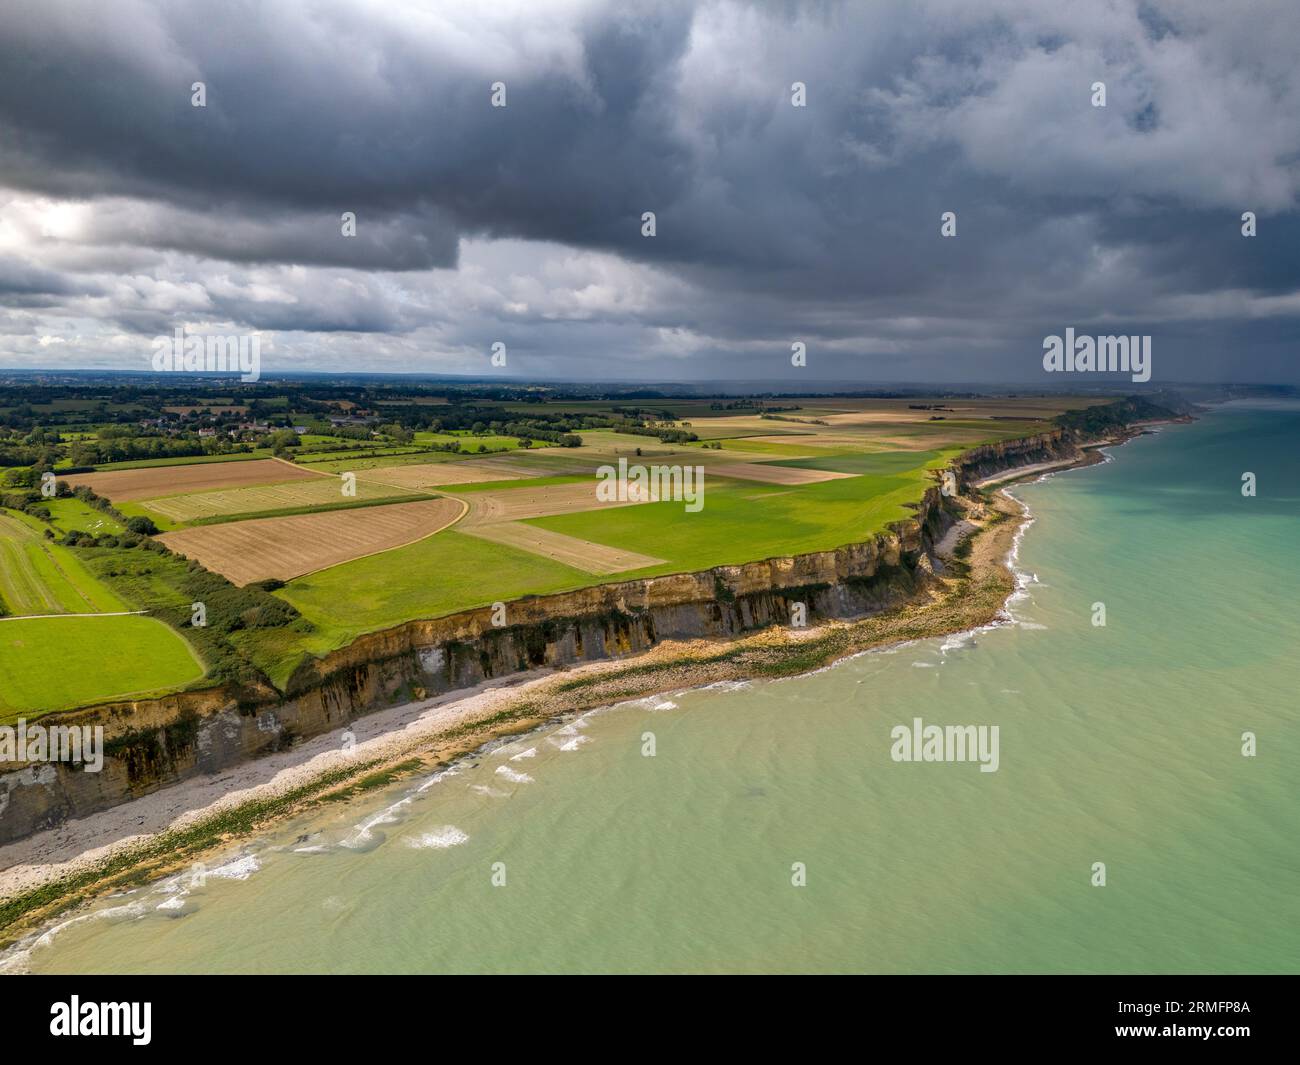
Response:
[[0, 417, 1176, 944]]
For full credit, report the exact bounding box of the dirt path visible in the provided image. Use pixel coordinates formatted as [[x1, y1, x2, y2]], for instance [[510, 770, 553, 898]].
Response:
[[460, 521, 665, 573]]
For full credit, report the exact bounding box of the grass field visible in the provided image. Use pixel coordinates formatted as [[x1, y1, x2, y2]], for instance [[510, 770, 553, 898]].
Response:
[[41, 498, 125, 536], [0, 615, 205, 719], [357, 457, 575, 490], [527, 456, 954, 572], [258, 530, 598, 685], [300, 450, 486, 473], [90, 449, 275, 471], [0, 511, 129, 616]]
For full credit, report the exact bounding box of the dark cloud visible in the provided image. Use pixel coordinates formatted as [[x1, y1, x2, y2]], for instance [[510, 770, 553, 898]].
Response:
[[0, 0, 1297, 383]]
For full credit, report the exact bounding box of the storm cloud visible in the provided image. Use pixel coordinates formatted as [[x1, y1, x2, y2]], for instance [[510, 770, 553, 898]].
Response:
[[0, 0, 1297, 383]]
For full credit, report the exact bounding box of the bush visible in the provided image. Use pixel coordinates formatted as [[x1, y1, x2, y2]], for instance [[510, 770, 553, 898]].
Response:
[[125, 515, 159, 536]]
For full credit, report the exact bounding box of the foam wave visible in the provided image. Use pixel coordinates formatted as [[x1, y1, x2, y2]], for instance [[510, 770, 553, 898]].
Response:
[[403, 826, 469, 850], [495, 765, 534, 784], [415, 765, 461, 793], [208, 854, 261, 881], [0, 895, 152, 972]]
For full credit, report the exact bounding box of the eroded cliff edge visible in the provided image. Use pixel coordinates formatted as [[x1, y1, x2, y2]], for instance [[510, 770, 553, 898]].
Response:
[[0, 415, 1151, 846]]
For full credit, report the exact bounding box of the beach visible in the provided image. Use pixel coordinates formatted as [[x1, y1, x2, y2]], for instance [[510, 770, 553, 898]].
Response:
[[0, 425, 1162, 944], [8, 404, 1299, 974], [0, 490, 1034, 937]]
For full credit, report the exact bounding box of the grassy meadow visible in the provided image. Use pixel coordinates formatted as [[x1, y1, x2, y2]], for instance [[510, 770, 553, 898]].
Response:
[[0, 615, 205, 719]]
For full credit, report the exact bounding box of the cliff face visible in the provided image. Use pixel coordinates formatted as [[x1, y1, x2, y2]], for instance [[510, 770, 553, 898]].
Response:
[[0, 425, 1086, 846], [952, 429, 1080, 483]]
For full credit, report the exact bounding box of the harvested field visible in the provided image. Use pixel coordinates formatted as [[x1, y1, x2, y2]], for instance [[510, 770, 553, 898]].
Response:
[[66, 458, 320, 502], [744, 433, 883, 451], [458, 481, 646, 527], [158, 497, 466, 585], [141, 476, 414, 523], [459, 522, 665, 574], [706, 462, 856, 485], [358, 458, 570, 490]]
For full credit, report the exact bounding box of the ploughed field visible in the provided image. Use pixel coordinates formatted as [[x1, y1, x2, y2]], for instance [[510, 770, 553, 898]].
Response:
[[158, 497, 466, 585], [137, 475, 417, 524], [66, 457, 319, 501]]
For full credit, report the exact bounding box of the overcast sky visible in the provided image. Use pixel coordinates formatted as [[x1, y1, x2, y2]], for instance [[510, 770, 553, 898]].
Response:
[[1, 0, 1297, 385]]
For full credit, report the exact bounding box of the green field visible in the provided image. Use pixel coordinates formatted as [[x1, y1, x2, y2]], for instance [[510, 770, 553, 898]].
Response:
[[528, 455, 955, 572], [301, 450, 484, 473], [0, 615, 206, 719], [92, 450, 274, 471], [249, 447, 956, 686], [0, 511, 129, 616], [253, 531, 596, 685], [715, 438, 851, 457], [413, 431, 524, 451], [41, 498, 126, 537]]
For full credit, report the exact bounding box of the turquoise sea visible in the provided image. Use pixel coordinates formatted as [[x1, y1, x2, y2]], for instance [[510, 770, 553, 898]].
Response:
[[12, 401, 1299, 974]]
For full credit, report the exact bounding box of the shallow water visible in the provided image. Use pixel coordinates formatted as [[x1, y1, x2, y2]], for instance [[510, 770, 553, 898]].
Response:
[[14, 402, 1300, 974]]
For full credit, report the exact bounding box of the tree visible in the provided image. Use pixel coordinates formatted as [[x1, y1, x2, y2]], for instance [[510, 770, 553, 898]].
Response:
[[125, 516, 159, 536]]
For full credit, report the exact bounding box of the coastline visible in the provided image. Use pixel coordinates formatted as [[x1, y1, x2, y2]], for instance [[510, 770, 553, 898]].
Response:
[[0, 424, 1164, 947]]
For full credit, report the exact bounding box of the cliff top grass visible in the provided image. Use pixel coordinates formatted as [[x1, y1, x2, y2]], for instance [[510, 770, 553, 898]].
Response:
[[1, 393, 1105, 704]]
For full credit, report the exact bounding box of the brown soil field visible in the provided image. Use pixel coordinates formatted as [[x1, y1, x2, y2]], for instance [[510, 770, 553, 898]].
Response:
[[358, 458, 563, 489], [141, 477, 414, 523], [66, 459, 321, 502], [459, 522, 665, 574], [457, 481, 647, 527], [157, 497, 466, 585], [706, 462, 856, 485], [744, 431, 944, 451]]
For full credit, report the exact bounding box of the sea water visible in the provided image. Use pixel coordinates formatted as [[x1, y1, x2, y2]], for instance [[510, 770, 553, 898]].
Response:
[[13, 402, 1299, 974]]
